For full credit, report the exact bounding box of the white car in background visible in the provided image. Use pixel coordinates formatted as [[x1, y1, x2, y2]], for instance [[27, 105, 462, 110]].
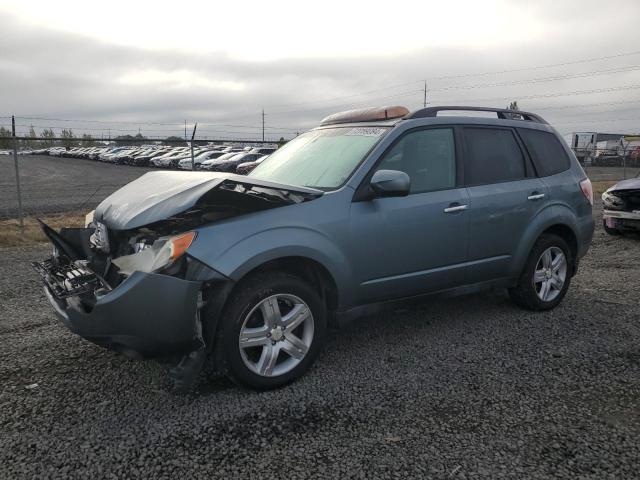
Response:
[[178, 150, 227, 170]]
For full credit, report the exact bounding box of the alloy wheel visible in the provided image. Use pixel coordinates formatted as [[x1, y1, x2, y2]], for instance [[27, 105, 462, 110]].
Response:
[[533, 246, 567, 302], [238, 294, 314, 377]]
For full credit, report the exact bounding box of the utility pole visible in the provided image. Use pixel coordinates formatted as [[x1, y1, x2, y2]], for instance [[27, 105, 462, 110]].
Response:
[[261, 109, 265, 142], [190, 123, 198, 170], [423, 81, 428, 107], [184, 120, 187, 139], [11, 116, 24, 229]]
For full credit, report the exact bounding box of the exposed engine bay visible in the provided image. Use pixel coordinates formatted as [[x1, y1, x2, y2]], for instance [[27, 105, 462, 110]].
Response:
[[35, 171, 324, 295]]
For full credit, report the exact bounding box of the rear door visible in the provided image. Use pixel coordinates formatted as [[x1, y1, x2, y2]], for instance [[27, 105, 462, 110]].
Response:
[[462, 126, 548, 282]]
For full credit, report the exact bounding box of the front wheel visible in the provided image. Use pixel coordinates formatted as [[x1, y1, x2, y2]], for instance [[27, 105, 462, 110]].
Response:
[[509, 234, 573, 311], [216, 272, 326, 390]]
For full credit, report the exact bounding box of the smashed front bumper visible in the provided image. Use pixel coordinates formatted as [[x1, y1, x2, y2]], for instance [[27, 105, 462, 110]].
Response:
[[603, 209, 640, 232], [34, 257, 202, 359]]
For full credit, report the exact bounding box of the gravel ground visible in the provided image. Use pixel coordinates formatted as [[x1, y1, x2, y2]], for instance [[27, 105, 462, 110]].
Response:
[[1, 210, 639, 479]]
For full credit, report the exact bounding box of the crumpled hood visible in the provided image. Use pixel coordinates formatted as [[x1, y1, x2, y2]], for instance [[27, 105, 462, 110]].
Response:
[[94, 171, 323, 230], [609, 177, 640, 192]]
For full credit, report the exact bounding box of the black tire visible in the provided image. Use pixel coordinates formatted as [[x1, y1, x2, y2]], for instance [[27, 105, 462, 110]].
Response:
[[216, 272, 327, 390], [602, 219, 622, 236], [509, 234, 573, 311]]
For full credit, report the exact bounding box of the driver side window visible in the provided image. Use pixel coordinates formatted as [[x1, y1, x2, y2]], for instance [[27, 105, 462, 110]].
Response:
[[376, 128, 456, 194]]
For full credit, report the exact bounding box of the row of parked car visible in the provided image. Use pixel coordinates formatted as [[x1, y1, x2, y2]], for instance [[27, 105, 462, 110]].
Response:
[[24, 144, 278, 174]]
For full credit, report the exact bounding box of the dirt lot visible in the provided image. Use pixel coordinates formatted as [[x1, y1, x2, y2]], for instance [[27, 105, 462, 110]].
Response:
[[0, 207, 638, 479], [0, 155, 151, 218], [584, 165, 640, 182]]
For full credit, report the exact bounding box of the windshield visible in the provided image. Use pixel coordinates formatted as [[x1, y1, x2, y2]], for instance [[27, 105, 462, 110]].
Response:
[[249, 126, 388, 189]]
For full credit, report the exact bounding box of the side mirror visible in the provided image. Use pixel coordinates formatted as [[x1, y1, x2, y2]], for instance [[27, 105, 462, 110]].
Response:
[[370, 169, 411, 198]]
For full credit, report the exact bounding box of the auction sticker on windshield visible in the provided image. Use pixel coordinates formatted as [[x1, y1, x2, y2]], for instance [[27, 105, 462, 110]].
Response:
[[345, 127, 387, 137]]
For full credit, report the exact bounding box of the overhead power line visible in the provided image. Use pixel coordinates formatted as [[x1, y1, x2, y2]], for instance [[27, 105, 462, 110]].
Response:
[[425, 49, 640, 81], [262, 49, 640, 113], [428, 65, 640, 92], [432, 84, 640, 105], [17, 116, 187, 126], [11, 49, 640, 132], [16, 116, 300, 132], [271, 89, 423, 116], [554, 116, 640, 125], [535, 99, 640, 111], [545, 103, 640, 117]]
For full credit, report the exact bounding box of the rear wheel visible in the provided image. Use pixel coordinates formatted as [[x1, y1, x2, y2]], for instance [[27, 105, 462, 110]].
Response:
[[509, 234, 572, 311], [217, 272, 326, 390]]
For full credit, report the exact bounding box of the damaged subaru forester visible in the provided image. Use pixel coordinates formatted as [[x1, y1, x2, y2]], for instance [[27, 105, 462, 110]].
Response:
[[34, 106, 595, 390]]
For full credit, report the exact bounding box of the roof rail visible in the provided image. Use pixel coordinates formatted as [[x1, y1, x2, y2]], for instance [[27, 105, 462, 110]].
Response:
[[405, 106, 548, 124]]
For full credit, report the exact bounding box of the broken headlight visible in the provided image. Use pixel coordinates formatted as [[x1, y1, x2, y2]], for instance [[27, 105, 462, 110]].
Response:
[[90, 221, 110, 254], [84, 209, 95, 228], [112, 231, 196, 276]]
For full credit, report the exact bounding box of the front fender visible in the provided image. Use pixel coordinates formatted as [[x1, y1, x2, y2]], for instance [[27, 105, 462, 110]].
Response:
[[188, 226, 355, 310], [508, 203, 580, 278]]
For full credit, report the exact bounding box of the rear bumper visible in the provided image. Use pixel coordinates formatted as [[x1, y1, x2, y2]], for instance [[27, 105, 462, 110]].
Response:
[[576, 213, 595, 261], [43, 270, 202, 358]]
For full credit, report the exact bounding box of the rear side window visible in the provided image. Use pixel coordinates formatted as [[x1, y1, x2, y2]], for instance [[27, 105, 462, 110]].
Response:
[[463, 127, 525, 185], [518, 128, 571, 176]]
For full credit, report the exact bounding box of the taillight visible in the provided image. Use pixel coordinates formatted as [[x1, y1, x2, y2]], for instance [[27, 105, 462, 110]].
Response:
[[580, 178, 593, 205]]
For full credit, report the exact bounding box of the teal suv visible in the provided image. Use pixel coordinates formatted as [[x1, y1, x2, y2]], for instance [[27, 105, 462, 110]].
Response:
[[34, 106, 595, 390]]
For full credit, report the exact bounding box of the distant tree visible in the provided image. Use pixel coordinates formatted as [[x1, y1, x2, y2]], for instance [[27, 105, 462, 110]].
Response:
[[41, 128, 55, 147], [163, 136, 187, 146], [278, 137, 287, 148], [113, 133, 148, 146], [26, 125, 38, 148], [507, 101, 519, 111], [114, 134, 132, 145], [0, 126, 12, 149], [81, 133, 97, 147], [61, 128, 76, 148]]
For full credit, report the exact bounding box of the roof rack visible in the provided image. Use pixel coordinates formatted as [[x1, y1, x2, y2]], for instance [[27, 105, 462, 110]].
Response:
[[405, 106, 548, 124]]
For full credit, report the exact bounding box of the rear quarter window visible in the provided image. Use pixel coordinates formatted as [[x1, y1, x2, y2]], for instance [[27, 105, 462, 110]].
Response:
[[518, 128, 571, 176]]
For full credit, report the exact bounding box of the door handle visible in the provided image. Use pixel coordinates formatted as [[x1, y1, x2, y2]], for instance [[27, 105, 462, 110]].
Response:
[[527, 193, 545, 201], [444, 204, 468, 213]]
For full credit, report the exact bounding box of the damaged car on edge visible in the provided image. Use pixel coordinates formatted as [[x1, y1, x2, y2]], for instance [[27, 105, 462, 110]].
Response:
[[33, 105, 594, 391], [602, 175, 640, 235]]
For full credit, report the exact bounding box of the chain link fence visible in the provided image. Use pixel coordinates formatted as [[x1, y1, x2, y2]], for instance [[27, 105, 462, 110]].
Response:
[[0, 129, 281, 222], [1, 134, 638, 224], [578, 145, 640, 183]]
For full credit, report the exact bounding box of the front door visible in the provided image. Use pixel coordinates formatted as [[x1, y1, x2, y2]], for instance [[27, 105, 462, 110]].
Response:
[[349, 127, 470, 304]]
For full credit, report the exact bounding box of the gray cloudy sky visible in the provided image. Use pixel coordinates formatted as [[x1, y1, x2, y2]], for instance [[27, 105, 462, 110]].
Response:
[[1, 0, 640, 140]]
